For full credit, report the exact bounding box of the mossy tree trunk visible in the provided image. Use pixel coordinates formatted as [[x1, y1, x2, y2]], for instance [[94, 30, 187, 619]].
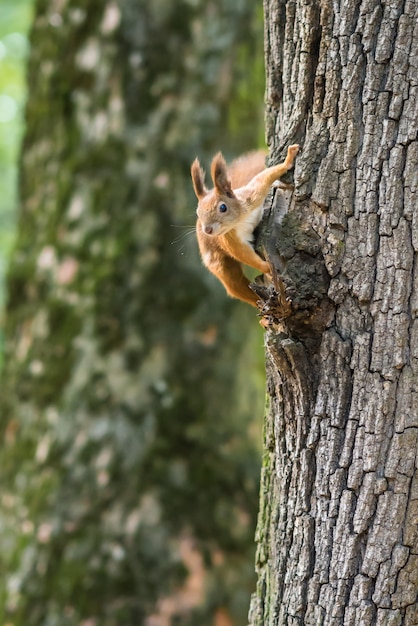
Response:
[[0, 1, 266, 625], [250, 0, 417, 624]]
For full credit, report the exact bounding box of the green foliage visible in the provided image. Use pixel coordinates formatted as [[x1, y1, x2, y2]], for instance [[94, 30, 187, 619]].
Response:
[[0, 0, 32, 353]]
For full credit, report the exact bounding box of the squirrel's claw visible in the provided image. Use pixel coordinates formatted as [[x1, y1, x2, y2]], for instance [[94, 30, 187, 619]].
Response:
[[250, 267, 293, 329]]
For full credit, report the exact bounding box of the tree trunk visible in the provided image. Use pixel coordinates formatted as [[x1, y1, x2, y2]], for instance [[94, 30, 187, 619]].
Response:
[[250, 0, 418, 624], [0, 1, 265, 624]]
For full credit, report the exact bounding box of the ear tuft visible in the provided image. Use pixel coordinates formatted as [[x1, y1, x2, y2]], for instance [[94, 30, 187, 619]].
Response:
[[191, 158, 207, 200], [211, 152, 234, 197]]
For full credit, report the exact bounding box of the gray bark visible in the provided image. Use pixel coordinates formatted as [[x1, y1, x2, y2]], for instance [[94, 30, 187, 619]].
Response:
[[250, 0, 418, 624]]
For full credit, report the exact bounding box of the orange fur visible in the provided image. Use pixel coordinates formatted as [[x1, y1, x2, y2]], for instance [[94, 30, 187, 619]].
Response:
[[191, 145, 299, 307]]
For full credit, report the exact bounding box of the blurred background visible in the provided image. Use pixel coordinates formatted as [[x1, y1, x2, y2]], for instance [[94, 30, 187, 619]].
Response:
[[0, 1, 266, 625], [0, 0, 32, 352]]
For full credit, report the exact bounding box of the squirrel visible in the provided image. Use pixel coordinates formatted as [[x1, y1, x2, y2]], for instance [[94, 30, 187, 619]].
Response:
[[191, 144, 300, 307]]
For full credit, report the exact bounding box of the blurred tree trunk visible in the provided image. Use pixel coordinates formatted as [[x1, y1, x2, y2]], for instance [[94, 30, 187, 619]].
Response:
[[0, 1, 265, 625], [250, 0, 417, 624]]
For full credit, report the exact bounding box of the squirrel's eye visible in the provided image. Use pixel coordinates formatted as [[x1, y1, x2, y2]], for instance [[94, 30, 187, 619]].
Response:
[[219, 203, 228, 213]]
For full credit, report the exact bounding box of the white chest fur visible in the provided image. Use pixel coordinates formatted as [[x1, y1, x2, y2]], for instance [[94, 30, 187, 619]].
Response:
[[234, 203, 264, 246]]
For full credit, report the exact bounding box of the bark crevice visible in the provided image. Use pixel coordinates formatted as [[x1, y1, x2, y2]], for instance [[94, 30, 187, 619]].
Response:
[[250, 0, 418, 623]]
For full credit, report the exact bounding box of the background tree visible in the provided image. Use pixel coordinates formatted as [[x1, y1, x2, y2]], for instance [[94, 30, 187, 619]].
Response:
[[0, 1, 266, 624], [250, 0, 417, 624]]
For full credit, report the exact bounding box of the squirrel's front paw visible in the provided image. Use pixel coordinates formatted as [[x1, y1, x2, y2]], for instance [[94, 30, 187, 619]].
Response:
[[287, 144, 300, 161]]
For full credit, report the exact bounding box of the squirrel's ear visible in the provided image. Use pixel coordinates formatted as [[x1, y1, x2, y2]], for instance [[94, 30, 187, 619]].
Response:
[[211, 152, 234, 197], [191, 158, 207, 200]]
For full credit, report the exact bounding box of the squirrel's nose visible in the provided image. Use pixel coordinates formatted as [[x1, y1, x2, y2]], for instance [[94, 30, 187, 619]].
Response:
[[204, 225, 213, 235]]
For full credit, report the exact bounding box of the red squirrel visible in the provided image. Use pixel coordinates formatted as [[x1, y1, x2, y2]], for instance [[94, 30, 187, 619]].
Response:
[[191, 144, 300, 307]]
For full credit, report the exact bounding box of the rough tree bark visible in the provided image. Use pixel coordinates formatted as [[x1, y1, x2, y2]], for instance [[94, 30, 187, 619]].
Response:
[[250, 0, 417, 624]]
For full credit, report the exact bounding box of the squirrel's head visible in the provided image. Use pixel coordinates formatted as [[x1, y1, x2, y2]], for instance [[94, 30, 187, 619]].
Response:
[[191, 152, 243, 236]]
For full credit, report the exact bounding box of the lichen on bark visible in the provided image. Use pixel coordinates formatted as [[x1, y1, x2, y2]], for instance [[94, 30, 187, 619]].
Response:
[[0, 1, 266, 624]]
